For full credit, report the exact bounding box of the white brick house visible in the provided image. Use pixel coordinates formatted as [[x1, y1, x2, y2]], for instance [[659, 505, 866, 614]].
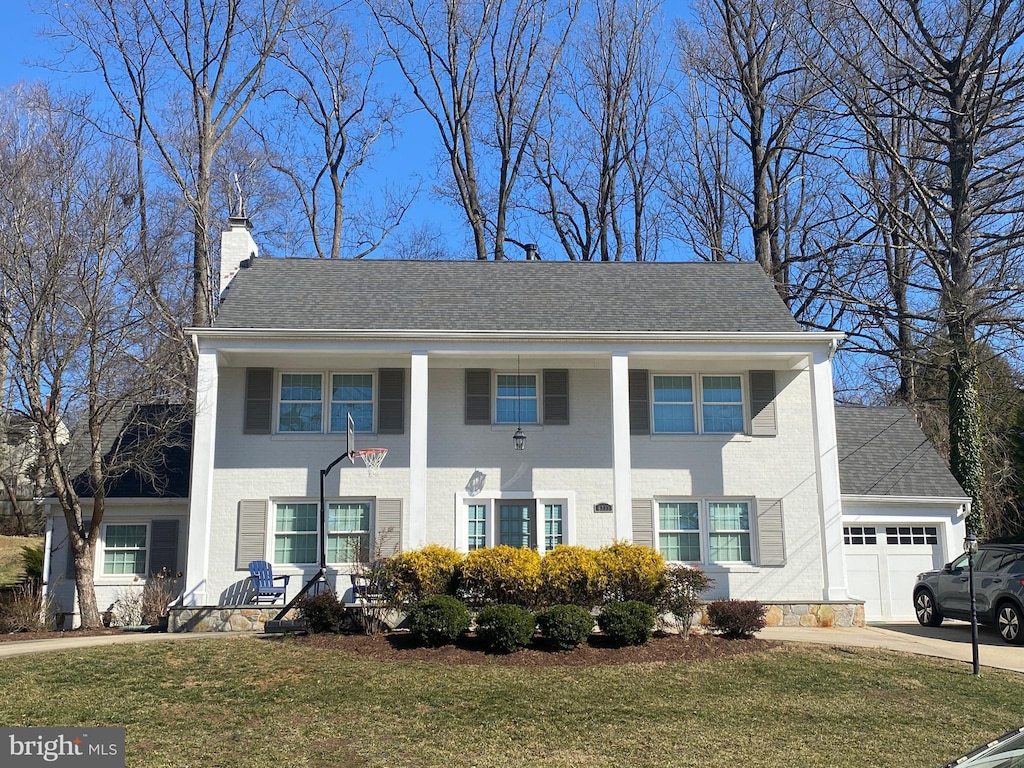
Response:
[[180, 219, 860, 617]]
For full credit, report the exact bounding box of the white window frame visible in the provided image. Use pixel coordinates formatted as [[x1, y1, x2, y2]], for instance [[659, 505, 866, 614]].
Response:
[[495, 371, 539, 425], [652, 375, 696, 434], [655, 498, 755, 565], [657, 501, 701, 563], [650, 372, 747, 435], [100, 522, 150, 577], [329, 372, 375, 433], [456, 493, 574, 554], [277, 372, 324, 433], [272, 498, 375, 566]]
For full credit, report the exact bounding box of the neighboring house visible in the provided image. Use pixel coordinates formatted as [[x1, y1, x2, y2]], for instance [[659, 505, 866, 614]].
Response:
[[43, 405, 192, 627], [0, 413, 64, 535], [836, 406, 970, 621], [182, 218, 858, 620]]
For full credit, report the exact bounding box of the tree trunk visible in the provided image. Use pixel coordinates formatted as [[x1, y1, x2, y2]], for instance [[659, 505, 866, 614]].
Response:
[[948, 328, 985, 536], [70, 530, 103, 628]]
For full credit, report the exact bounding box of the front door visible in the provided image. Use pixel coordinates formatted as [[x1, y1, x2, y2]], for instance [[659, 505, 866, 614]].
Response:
[[498, 501, 536, 549]]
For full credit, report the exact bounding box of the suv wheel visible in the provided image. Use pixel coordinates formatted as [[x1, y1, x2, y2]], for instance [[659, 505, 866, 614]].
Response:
[[914, 589, 943, 627], [997, 601, 1023, 645]]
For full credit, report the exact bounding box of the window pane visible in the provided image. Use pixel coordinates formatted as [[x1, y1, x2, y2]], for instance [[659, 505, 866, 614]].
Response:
[[653, 404, 695, 433], [659, 502, 699, 531], [328, 533, 370, 563], [332, 374, 372, 401], [328, 503, 370, 532], [653, 376, 693, 403], [709, 532, 751, 562], [279, 403, 322, 432], [277, 503, 319, 533], [104, 550, 147, 575], [708, 502, 749, 531], [275, 534, 317, 564], [497, 375, 536, 397], [702, 376, 743, 433], [496, 374, 538, 424], [331, 374, 373, 432], [544, 504, 563, 550], [281, 374, 322, 401], [103, 525, 148, 576], [106, 525, 147, 549], [468, 504, 487, 550], [659, 532, 701, 562], [653, 376, 696, 433]]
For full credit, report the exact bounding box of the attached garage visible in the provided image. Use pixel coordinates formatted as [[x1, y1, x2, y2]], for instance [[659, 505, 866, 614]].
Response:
[[835, 407, 969, 622]]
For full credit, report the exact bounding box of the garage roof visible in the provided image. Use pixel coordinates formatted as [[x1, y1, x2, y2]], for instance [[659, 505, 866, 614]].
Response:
[[835, 406, 967, 499]]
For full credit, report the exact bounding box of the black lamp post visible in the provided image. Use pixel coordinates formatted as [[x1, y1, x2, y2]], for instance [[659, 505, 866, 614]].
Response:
[[965, 532, 980, 675], [513, 426, 526, 451]]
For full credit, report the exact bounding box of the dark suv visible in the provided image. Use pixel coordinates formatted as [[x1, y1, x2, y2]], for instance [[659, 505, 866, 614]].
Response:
[[913, 543, 1024, 644]]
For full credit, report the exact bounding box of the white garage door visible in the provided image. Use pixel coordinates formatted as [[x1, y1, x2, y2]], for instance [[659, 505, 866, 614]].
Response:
[[843, 524, 945, 621]]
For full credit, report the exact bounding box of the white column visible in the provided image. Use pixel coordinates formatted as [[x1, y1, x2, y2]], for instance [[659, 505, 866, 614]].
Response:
[[183, 349, 219, 606], [408, 351, 429, 548], [810, 346, 849, 601], [610, 352, 633, 539]]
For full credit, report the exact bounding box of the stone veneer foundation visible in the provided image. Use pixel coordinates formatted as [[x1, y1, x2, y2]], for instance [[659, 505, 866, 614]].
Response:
[[170, 600, 865, 633]]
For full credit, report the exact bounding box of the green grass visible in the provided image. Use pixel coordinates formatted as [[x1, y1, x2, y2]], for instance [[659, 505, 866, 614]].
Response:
[[0, 638, 1020, 767], [0, 535, 41, 586]]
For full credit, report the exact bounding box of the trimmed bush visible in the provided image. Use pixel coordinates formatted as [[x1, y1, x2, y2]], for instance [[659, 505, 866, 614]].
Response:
[[597, 600, 656, 646], [382, 545, 463, 602], [407, 595, 471, 647], [458, 545, 541, 607], [539, 546, 606, 608], [659, 564, 714, 636], [536, 604, 595, 650], [297, 591, 346, 634], [474, 604, 536, 653], [598, 542, 668, 605], [706, 599, 767, 639]]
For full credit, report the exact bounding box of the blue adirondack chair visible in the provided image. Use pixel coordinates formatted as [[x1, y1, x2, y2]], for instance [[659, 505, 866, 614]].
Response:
[[248, 560, 290, 604]]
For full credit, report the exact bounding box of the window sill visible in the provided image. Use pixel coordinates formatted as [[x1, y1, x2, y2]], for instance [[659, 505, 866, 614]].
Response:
[[701, 563, 760, 574], [270, 432, 378, 441], [647, 434, 752, 443]]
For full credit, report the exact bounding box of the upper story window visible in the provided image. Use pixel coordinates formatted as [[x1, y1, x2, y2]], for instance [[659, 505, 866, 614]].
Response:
[[279, 374, 323, 432], [278, 371, 374, 433], [496, 373, 538, 424], [651, 373, 744, 434]]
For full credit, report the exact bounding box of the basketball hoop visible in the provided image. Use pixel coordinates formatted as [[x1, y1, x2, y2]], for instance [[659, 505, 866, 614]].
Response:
[[352, 448, 388, 477]]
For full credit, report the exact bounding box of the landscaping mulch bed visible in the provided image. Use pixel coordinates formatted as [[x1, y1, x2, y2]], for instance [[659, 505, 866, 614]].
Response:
[[279, 631, 778, 667]]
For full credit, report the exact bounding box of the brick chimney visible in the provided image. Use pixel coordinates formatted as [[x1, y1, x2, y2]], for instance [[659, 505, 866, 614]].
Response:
[[219, 214, 258, 298]]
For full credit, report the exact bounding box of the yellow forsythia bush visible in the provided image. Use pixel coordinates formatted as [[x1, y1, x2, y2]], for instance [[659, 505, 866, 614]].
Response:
[[383, 544, 463, 602], [538, 545, 606, 608], [597, 541, 668, 604], [458, 545, 541, 607]]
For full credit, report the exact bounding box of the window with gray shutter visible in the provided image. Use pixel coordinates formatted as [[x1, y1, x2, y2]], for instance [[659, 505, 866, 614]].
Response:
[[236, 500, 269, 570], [631, 498, 655, 548], [244, 368, 274, 434], [465, 369, 491, 424], [377, 368, 405, 434], [629, 369, 650, 434], [756, 498, 786, 566], [374, 499, 403, 558], [149, 519, 180, 576], [749, 370, 778, 437], [543, 369, 569, 424]]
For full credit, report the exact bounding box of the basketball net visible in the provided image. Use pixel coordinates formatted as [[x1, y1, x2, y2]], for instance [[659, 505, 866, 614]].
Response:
[[353, 448, 388, 477]]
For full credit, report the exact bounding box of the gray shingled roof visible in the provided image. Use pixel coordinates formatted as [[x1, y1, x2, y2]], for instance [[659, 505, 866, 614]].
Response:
[[214, 259, 803, 333], [835, 406, 967, 499]]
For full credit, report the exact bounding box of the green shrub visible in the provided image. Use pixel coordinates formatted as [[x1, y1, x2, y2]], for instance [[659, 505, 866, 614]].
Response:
[[381, 545, 463, 603], [19, 543, 44, 585], [474, 604, 536, 653], [659, 564, 714, 636], [457, 545, 541, 607], [597, 600, 656, 646], [706, 600, 767, 639], [536, 604, 595, 650], [407, 595, 471, 647], [297, 591, 346, 634], [597, 542, 667, 605], [538, 546, 606, 608]]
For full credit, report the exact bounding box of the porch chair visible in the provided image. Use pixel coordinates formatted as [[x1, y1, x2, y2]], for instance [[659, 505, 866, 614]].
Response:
[[248, 560, 290, 604]]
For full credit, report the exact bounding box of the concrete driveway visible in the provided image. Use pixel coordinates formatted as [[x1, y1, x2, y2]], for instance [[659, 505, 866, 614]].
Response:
[[760, 620, 1024, 674]]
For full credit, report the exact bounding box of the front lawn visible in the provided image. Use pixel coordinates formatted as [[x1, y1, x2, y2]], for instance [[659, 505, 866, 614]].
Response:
[[0, 636, 1019, 767], [0, 535, 41, 586]]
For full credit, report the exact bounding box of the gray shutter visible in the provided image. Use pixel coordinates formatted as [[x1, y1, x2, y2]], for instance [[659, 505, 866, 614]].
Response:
[[236, 500, 269, 570], [756, 498, 786, 566], [65, 519, 91, 580], [465, 369, 491, 425], [749, 370, 778, 437], [543, 369, 569, 424], [244, 368, 274, 434], [631, 498, 655, 548], [377, 368, 405, 434], [628, 369, 650, 434], [149, 519, 180, 576], [374, 499, 403, 559]]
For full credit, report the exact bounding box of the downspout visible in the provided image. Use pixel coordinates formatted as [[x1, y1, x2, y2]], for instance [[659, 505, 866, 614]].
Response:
[[40, 506, 53, 625]]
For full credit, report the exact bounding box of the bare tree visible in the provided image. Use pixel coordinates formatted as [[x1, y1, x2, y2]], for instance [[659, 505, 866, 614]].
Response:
[[46, 0, 299, 325], [530, 0, 667, 261], [0, 85, 191, 626], [806, 0, 1024, 534], [371, 0, 578, 260]]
